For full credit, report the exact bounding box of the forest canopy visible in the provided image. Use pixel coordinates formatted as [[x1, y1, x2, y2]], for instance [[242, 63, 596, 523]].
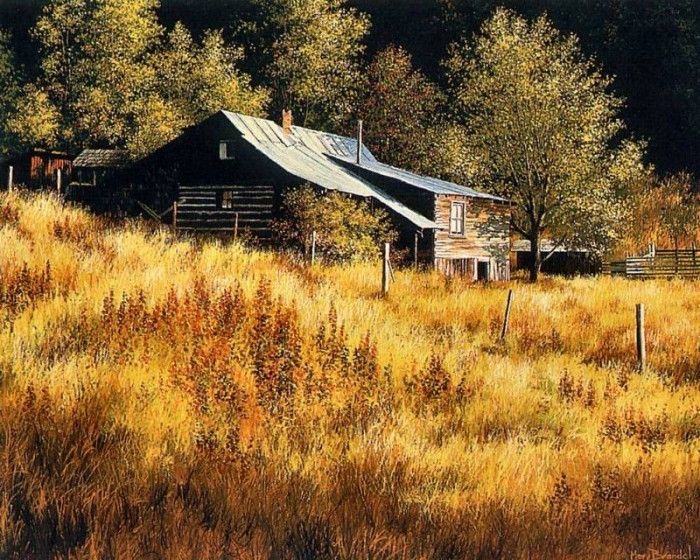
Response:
[[2, 0, 698, 175]]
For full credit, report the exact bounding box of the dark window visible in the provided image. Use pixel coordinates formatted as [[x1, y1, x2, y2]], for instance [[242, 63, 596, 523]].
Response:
[[220, 190, 234, 209]]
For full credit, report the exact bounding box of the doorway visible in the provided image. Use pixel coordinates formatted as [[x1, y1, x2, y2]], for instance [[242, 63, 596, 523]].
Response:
[[477, 260, 490, 281]]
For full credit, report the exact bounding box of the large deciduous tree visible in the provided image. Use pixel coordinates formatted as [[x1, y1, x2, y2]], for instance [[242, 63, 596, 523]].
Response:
[[29, 0, 267, 158], [0, 30, 60, 152], [446, 8, 647, 281], [353, 46, 447, 174], [34, 0, 163, 149], [244, 0, 369, 130], [154, 23, 268, 126], [132, 23, 268, 157]]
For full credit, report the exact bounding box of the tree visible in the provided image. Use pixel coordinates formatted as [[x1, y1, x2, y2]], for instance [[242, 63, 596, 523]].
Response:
[[0, 30, 23, 153], [656, 173, 700, 251], [33, 0, 163, 150], [446, 9, 647, 281], [31, 0, 267, 158], [623, 172, 700, 255], [273, 185, 397, 262], [128, 23, 268, 157], [5, 86, 62, 150], [437, 0, 700, 176], [243, 0, 369, 130], [154, 23, 268, 125], [353, 46, 447, 174]]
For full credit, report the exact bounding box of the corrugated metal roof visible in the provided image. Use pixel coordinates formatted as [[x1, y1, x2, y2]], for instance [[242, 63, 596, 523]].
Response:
[[74, 149, 129, 168], [222, 111, 436, 229], [332, 155, 508, 202]]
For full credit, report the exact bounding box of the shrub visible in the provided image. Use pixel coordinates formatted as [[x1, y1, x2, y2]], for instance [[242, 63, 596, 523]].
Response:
[[273, 184, 398, 262]]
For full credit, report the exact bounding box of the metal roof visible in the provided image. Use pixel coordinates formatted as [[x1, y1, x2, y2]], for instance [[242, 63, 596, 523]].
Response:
[[74, 149, 130, 169], [331, 155, 508, 202], [222, 111, 437, 229]]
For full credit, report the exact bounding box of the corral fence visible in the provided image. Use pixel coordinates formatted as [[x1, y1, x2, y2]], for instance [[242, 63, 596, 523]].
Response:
[[604, 246, 700, 279]]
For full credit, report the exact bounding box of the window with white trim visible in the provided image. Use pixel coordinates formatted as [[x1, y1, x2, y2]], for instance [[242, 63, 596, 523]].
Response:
[[219, 140, 235, 160], [450, 201, 465, 235]]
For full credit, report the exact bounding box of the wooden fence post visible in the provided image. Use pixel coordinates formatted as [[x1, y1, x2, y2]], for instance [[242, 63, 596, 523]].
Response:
[[382, 242, 390, 295], [172, 202, 178, 233], [311, 231, 317, 265], [56, 168, 62, 194], [501, 289, 513, 340], [7, 165, 13, 191], [233, 212, 239, 241], [414, 232, 419, 270], [636, 303, 646, 371]]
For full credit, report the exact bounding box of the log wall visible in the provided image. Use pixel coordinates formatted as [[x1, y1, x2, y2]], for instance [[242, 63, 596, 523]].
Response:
[[176, 185, 273, 239]]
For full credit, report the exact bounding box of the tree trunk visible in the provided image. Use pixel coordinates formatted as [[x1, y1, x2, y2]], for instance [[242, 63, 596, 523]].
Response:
[[528, 231, 542, 282]]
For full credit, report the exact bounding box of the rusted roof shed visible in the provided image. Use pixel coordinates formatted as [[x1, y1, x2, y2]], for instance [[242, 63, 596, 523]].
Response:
[[1, 148, 73, 189]]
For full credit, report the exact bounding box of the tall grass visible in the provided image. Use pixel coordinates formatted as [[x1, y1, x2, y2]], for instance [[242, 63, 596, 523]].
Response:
[[1, 190, 699, 559]]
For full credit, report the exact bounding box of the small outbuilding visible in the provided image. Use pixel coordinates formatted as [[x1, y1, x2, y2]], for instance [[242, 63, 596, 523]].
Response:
[[510, 239, 600, 276], [71, 149, 130, 187], [1, 148, 73, 190], [129, 110, 511, 280]]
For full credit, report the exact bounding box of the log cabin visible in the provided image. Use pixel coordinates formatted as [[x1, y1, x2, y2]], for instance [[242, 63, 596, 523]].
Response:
[[129, 110, 511, 280]]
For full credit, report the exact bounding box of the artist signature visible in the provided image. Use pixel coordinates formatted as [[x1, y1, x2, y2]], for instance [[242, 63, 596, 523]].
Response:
[[630, 547, 697, 560]]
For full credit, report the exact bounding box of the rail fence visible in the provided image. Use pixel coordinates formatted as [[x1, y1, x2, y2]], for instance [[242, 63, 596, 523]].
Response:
[[604, 247, 700, 279]]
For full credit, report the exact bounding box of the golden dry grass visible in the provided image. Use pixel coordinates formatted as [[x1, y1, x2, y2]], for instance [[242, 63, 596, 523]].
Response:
[[1, 190, 699, 559]]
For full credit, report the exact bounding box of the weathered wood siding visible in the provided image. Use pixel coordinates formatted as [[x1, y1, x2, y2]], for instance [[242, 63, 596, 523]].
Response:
[[434, 195, 510, 280], [2, 151, 72, 189], [336, 164, 437, 263], [32, 154, 72, 188]]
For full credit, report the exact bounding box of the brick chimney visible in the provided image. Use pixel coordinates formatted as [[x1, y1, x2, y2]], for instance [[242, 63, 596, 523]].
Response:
[[282, 109, 293, 134]]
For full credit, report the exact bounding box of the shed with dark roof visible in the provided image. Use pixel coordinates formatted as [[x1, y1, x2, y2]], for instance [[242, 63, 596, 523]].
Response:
[[71, 149, 129, 187], [73, 149, 129, 169], [129, 110, 511, 280]]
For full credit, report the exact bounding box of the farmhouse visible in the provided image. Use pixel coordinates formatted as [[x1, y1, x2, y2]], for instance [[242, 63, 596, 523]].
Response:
[[130, 110, 511, 280], [1, 148, 72, 190]]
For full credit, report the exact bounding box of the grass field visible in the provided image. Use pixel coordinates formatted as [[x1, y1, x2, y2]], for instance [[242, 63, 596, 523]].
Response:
[[1, 191, 699, 559]]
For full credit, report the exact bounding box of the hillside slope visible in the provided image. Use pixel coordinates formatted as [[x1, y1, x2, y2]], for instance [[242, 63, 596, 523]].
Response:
[[1, 191, 699, 559]]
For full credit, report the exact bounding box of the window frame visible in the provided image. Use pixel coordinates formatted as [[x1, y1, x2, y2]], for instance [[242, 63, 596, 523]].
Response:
[[219, 140, 235, 161], [219, 190, 235, 210], [449, 201, 465, 236]]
